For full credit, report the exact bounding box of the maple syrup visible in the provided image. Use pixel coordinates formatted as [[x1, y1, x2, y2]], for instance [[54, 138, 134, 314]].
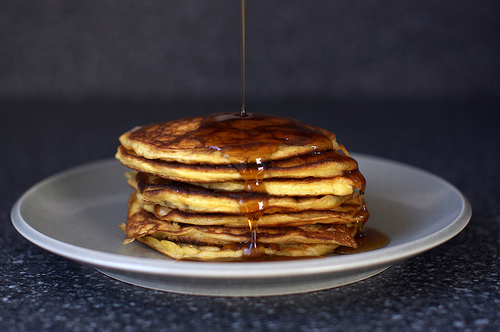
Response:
[[334, 228, 389, 255], [192, 112, 338, 258], [183, 0, 387, 260], [240, 0, 247, 117]]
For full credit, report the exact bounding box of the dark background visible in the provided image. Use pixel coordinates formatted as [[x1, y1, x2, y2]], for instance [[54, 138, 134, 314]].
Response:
[[1, 0, 499, 104], [1, 1, 499, 331]]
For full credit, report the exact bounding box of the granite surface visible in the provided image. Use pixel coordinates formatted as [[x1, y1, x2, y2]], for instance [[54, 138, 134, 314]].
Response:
[[1, 100, 498, 331]]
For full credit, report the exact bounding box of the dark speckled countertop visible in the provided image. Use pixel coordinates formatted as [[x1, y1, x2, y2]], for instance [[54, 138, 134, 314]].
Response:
[[2, 0, 499, 329], [1, 100, 498, 331]]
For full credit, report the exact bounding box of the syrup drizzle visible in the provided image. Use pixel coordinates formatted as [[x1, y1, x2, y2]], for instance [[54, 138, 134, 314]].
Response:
[[185, 1, 385, 259], [240, 0, 247, 118], [173, 111, 386, 260], [334, 228, 389, 255], [193, 113, 337, 258]]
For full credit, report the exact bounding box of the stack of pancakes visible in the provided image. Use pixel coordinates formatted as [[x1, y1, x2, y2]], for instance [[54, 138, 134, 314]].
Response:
[[116, 113, 369, 260]]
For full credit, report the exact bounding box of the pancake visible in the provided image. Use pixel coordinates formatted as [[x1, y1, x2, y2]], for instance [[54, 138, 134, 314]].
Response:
[[127, 172, 351, 214], [118, 113, 339, 165], [116, 112, 371, 261], [132, 169, 360, 197], [192, 175, 364, 196], [139, 193, 368, 227], [125, 194, 357, 247], [116, 145, 360, 183], [120, 224, 344, 260], [119, 194, 358, 260]]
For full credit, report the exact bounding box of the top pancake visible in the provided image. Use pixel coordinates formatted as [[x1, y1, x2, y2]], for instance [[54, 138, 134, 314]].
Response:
[[119, 113, 340, 165]]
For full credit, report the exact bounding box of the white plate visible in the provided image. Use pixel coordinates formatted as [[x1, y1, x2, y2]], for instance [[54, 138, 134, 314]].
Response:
[[11, 154, 471, 297]]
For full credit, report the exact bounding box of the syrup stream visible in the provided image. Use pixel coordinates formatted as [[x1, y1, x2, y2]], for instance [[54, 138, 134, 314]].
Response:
[[240, 0, 247, 118], [203, 2, 384, 259]]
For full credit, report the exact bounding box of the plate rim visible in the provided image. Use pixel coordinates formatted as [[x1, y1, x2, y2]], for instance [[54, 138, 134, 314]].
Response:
[[11, 154, 472, 280]]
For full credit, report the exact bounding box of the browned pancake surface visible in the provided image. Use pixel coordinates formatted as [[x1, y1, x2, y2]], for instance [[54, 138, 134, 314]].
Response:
[[124, 194, 357, 248], [118, 113, 340, 165]]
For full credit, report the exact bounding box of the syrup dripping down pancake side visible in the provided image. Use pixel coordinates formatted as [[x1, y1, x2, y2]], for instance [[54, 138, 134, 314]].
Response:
[[116, 112, 372, 260]]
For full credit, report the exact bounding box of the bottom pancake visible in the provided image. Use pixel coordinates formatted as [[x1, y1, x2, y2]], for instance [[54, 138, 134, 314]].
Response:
[[121, 193, 359, 260], [119, 224, 344, 260]]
